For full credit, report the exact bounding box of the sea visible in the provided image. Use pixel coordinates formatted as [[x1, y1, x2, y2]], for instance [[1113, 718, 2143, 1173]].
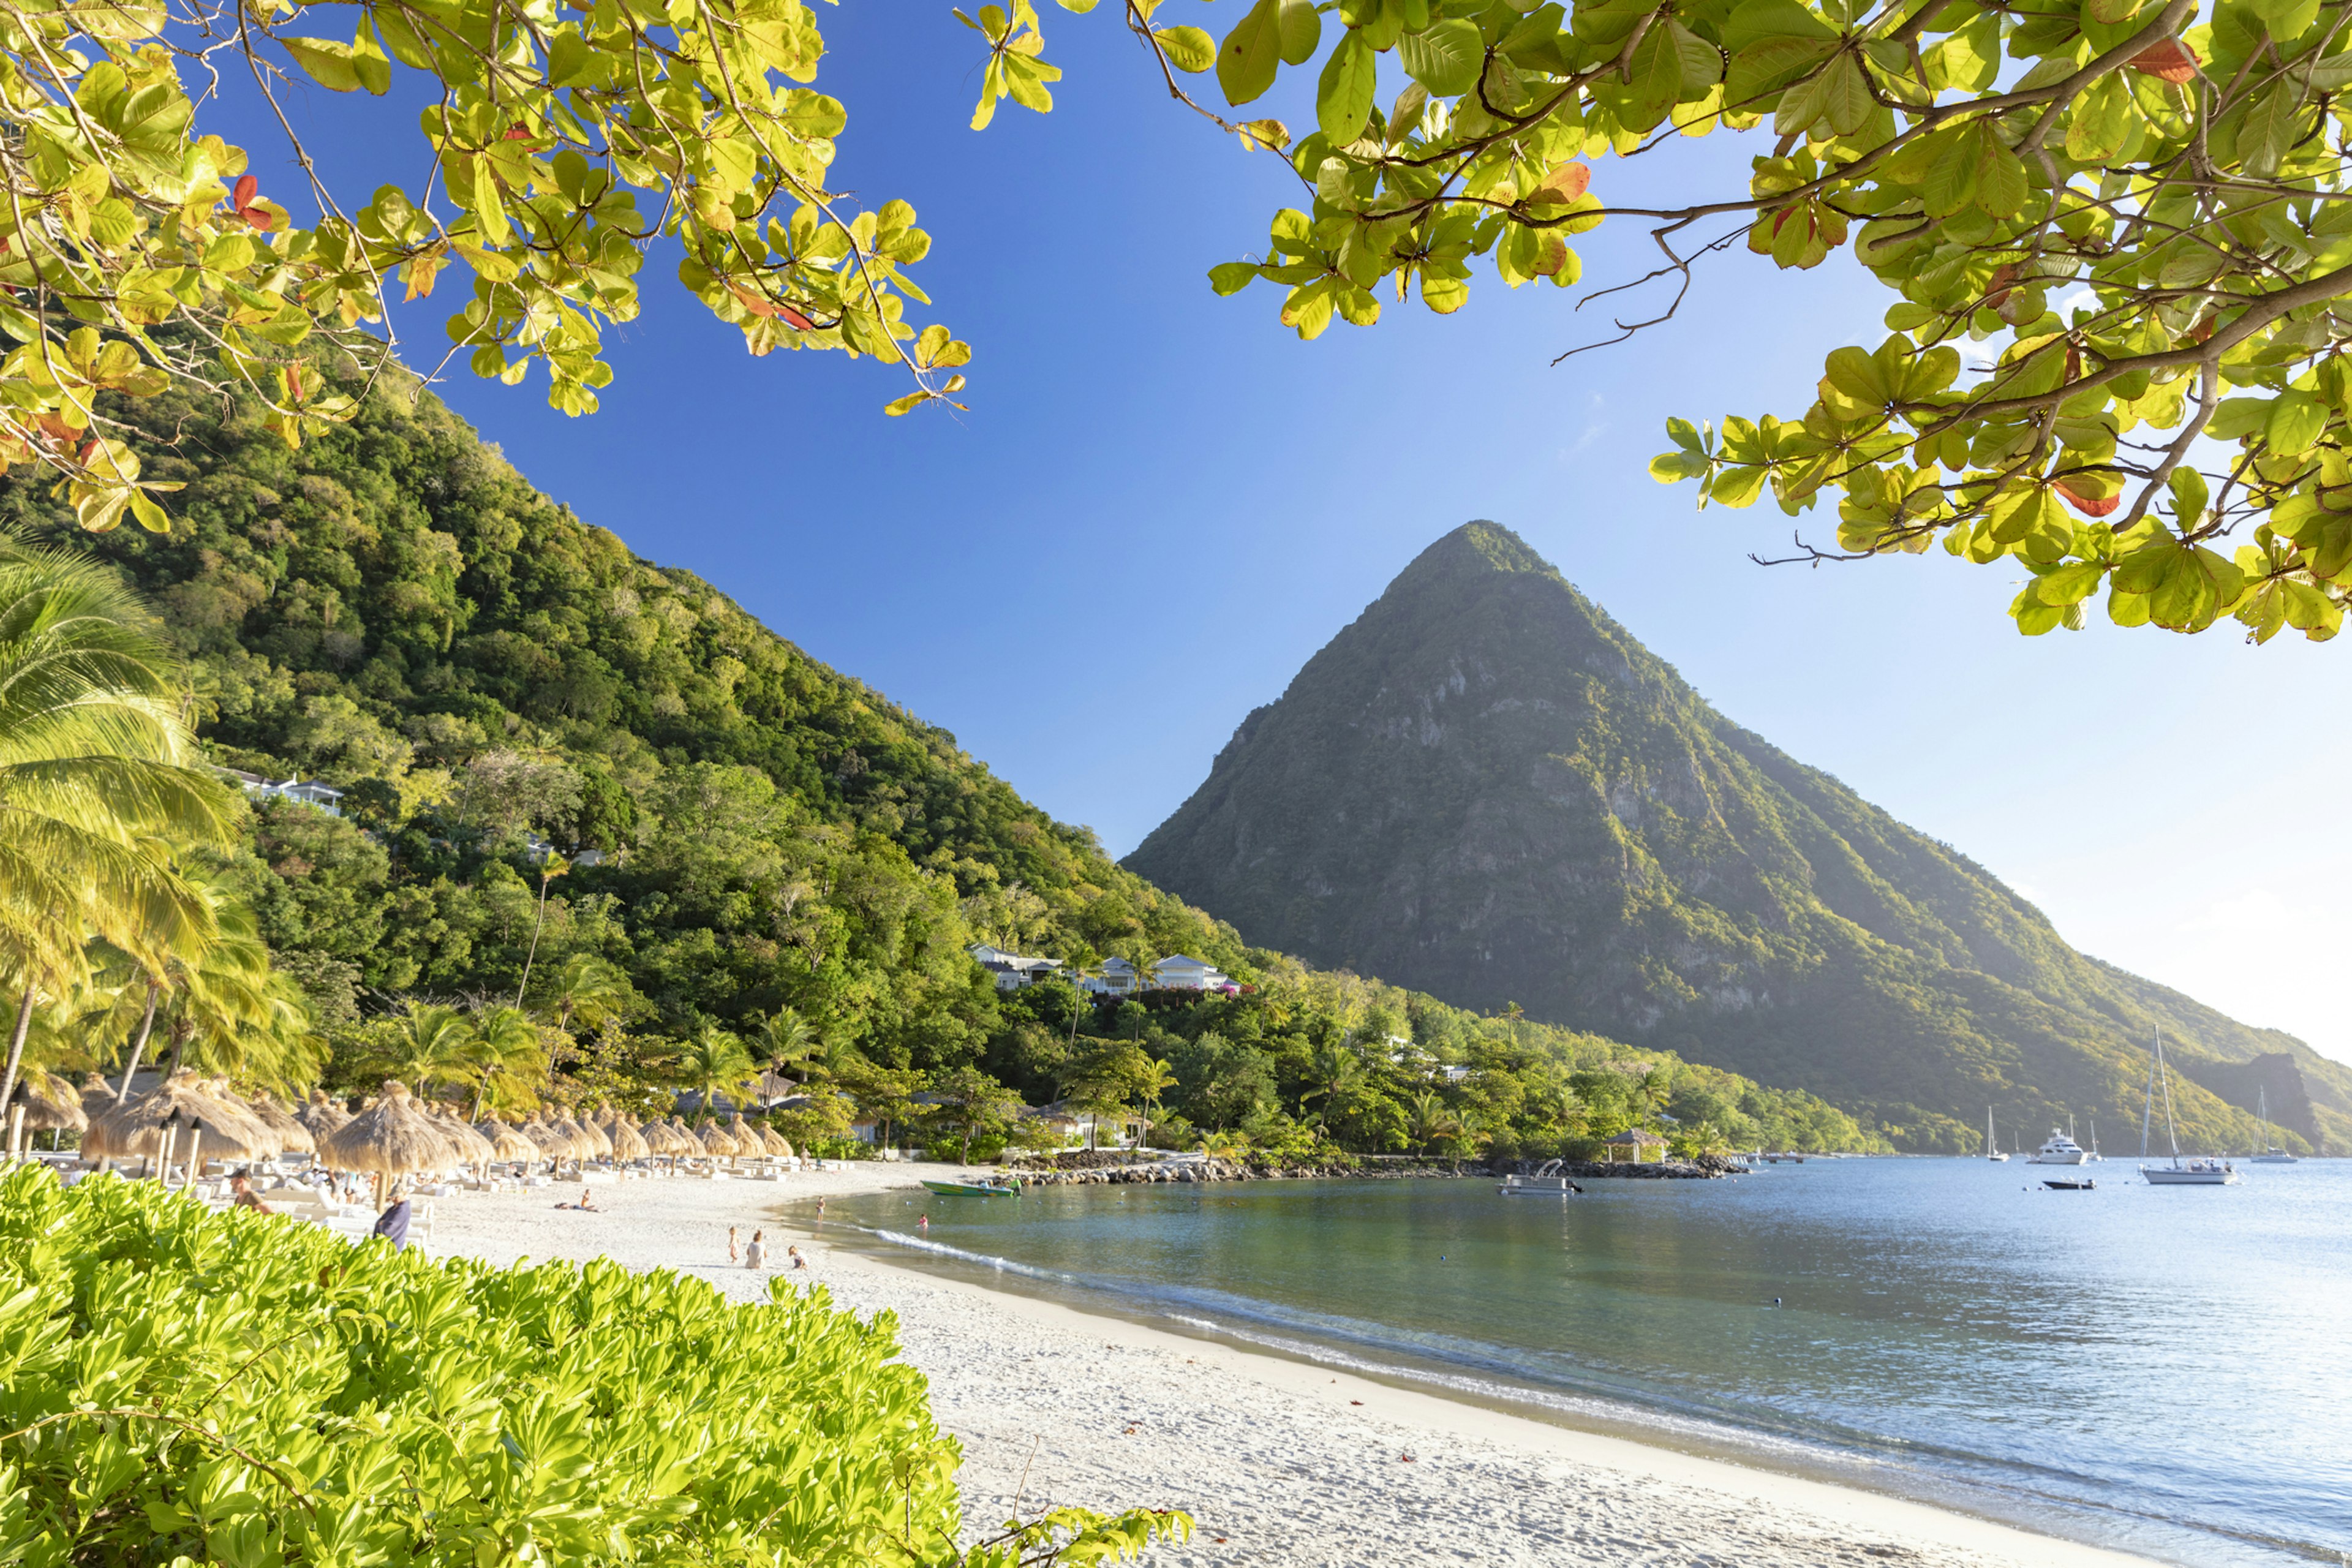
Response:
[[807, 1156, 2350, 1567]]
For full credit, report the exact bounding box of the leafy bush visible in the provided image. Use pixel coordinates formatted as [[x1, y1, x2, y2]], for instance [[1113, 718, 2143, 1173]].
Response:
[[0, 1169, 1183, 1566]]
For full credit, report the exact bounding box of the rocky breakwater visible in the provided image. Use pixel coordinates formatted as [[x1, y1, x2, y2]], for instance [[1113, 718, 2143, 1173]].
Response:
[[1002, 1152, 1467, 1186]]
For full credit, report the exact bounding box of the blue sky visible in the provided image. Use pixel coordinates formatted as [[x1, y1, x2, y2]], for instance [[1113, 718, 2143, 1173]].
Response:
[[216, 9, 2352, 1065]]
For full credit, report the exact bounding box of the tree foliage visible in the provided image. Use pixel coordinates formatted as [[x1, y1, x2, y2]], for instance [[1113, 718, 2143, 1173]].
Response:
[[0, 1166, 1187, 1567]]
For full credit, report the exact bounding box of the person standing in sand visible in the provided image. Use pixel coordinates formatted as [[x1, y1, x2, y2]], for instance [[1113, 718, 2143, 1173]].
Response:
[[744, 1231, 766, 1269], [728, 1226, 739, 1263]]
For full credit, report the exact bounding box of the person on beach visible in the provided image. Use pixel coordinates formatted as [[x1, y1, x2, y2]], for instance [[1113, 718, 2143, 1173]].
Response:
[[786, 1245, 807, 1270], [728, 1226, 739, 1263], [374, 1188, 413, 1251], [228, 1169, 271, 1213], [578, 1187, 598, 1211], [815, 1197, 824, 1220], [918, 1213, 929, 1230], [744, 1231, 766, 1269]]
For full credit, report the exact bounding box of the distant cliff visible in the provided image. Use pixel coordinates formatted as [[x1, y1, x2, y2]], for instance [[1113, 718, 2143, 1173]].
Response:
[[1128, 523, 2352, 1154]]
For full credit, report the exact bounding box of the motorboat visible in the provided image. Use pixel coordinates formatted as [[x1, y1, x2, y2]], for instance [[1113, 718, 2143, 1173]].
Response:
[[2250, 1088, 2299, 1163], [2043, 1177, 2095, 1191], [1499, 1161, 1582, 1196], [1983, 1108, 2007, 1163], [920, 1177, 1022, 1197], [2139, 1033, 2241, 1186], [2027, 1128, 2090, 1165]]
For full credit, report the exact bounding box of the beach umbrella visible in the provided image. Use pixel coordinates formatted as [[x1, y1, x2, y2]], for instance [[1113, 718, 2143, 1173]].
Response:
[[571, 1109, 614, 1160], [726, 1112, 766, 1159], [246, 1090, 315, 1156], [298, 1090, 351, 1136], [605, 1114, 650, 1162], [548, 1110, 598, 1166], [8, 1069, 88, 1138], [698, 1119, 741, 1159], [762, 1123, 794, 1158], [434, 1109, 497, 1166], [638, 1117, 685, 1158], [85, 1070, 272, 1169], [475, 1117, 538, 1164], [78, 1072, 117, 1112], [203, 1080, 282, 1158], [319, 1082, 462, 1189], [521, 1109, 567, 1156]]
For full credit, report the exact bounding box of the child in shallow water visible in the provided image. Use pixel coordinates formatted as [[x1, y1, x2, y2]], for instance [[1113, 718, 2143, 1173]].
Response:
[[744, 1230, 766, 1269]]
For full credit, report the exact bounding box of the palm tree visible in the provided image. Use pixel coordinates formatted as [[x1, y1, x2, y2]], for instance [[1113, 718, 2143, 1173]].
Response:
[[0, 535, 240, 1115], [1408, 1090, 1463, 1156], [465, 1005, 547, 1117], [674, 1024, 756, 1123], [149, 898, 276, 1081], [1132, 1057, 1177, 1159], [388, 1005, 478, 1099], [1298, 1044, 1368, 1120], [755, 1006, 821, 1087]]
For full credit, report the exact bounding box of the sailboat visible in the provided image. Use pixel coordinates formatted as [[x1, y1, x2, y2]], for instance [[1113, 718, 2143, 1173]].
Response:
[[2250, 1088, 2299, 1164], [1984, 1108, 2008, 1163], [2140, 1032, 2239, 1186], [2087, 1115, 2103, 1161]]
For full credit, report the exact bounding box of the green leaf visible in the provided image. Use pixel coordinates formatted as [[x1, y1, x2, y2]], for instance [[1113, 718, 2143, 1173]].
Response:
[[1155, 25, 1216, 71], [1817, 51, 1872, 136], [1397, 18, 1485, 96], [1217, 0, 1285, 105], [2264, 390, 2327, 454], [1208, 261, 1262, 295], [1976, 128, 2027, 217], [1278, 0, 1322, 66], [1319, 32, 1379, 143], [1921, 127, 1978, 216], [283, 36, 363, 93]]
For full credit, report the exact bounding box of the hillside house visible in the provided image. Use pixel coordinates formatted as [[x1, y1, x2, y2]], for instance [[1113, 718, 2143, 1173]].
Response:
[[968, 943, 1064, 991], [1150, 955, 1231, 991], [219, 769, 345, 816], [1083, 957, 1142, 996]]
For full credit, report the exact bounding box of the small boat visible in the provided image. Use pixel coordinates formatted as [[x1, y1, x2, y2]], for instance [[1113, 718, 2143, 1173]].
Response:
[[1984, 1108, 2008, 1163], [2139, 1033, 2241, 1186], [2043, 1177, 2095, 1191], [921, 1178, 1022, 1197], [2249, 1088, 2299, 1163], [1498, 1163, 1582, 1197]]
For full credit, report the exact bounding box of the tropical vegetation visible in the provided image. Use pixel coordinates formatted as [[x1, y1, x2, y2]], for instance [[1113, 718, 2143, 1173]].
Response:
[[0, 1166, 1185, 1566], [0, 374, 1882, 1157], [6, 0, 2350, 644]]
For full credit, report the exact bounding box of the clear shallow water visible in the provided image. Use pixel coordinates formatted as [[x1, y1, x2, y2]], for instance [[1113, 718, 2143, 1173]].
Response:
[[810, 1159, 2351, 1567]]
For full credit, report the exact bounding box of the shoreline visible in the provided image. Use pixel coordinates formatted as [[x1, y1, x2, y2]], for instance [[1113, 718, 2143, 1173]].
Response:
[[421, 1165, 2169, 1568]]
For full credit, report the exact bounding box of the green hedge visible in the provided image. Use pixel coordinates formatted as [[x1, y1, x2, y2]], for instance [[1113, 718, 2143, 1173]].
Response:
[[0, 1169, 1182, 1566]]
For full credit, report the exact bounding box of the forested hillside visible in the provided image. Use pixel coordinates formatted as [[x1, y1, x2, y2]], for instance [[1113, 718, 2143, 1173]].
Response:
[[1129, 524, 2352, 1156], [0, 367, 1876, 1159]]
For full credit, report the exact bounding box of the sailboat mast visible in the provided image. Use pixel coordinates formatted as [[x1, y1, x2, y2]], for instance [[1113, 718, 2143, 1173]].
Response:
[[2158, 1036, 2182, 1161], [2141, 1035, 2157, 1159]]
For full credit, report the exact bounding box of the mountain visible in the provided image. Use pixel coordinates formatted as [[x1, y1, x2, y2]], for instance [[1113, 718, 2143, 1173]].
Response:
[[1126, 523, 2352, 1155], [1, 370, 1885, 1157]]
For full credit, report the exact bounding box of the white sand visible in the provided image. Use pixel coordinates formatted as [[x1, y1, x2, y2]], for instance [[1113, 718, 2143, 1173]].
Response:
[[420, 1167, 2163, 1568]]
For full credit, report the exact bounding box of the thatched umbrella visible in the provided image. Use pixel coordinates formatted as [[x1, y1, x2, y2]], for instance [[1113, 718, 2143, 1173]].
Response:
[[476, 1118, 537, 1164], [318, 1081, 461, 1199], [727, 1112, 774, 1162], [635, 1117, 683, 1159], [698, 1119, 741, 1160], [521, 1109, 567, 1161], [434, 1109, 497, 1167], [298, 1090, 351, 1136], [246, 1091, 315, 1157], [7, 1069, 88, 1155], [85, 1071, 271, 1178], [761, 1123, 794, 1158], [571, 1109, 614, 1161], [606, 1115, 650, 1163], [78, 1072, 116, 1112]]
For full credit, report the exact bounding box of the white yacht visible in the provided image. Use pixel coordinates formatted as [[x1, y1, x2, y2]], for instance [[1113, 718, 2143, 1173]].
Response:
[[2250, 1088, 2299, 1164], [2140, 1033, 2240, 1186], [2027, 1128, 2090, 1165], [1983, 1107, 2007, 1163]]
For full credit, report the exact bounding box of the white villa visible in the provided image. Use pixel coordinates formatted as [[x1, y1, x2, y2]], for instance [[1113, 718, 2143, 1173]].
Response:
[[219, 769, 345, 816], [968, 946, 1239, 997], [969, 943, 1065, 992]]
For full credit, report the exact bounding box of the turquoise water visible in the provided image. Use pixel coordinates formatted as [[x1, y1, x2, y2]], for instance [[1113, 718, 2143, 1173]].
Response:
[[809, 1159, 2350, 1566]]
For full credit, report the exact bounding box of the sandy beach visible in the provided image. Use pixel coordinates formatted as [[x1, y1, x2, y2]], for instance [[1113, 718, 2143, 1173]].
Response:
[[420, 1166, 2164, 1568]]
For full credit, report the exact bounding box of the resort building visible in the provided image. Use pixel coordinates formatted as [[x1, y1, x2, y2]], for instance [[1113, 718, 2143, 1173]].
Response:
[[1085, 957, 1143, 996], [218, 769, 345, 816], [968, 943, 1065, 991], [1602, 1128, 1669, 1164], [1149, 955, 1231, 991]]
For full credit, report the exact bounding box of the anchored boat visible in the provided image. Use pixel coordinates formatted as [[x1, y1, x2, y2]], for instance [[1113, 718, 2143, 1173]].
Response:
[[2139, 1033, 2240, 1186], [920, 1177, 1023, 1197], [1499, 1160, 1582, 1197]]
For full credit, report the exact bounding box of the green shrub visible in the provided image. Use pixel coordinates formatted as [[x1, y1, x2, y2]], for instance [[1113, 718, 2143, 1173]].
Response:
[[0, 1169, 1183, 1566]]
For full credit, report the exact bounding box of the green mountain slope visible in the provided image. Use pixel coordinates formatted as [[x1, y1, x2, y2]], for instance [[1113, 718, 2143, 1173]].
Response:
[[0, 370, 1884, 1156], [1126, 523, 2352, 1155]]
